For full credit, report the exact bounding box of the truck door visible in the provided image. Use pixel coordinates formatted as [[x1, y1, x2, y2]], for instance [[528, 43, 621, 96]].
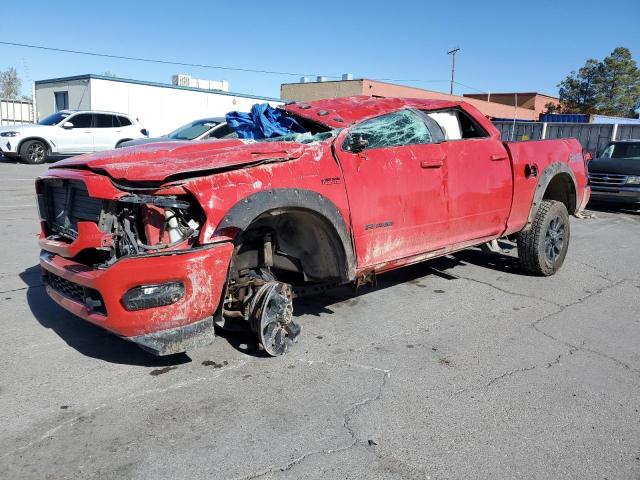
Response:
[[335, 109, 449, 267], [427, 109, 512, 244]]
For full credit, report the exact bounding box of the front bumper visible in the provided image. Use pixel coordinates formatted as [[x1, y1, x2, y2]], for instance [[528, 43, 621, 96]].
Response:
[[40, 243, 234, 353], [0, 139, 19, 155], [589, 185, 640, 204]]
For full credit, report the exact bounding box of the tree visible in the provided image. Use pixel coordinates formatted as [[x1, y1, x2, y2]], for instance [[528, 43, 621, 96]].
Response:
[[544, 102, 561, 114], [558, 59, 600, 114], [0, 67, 22, 99], [595, 47, 640, 116], [558, 48, 640, 117]]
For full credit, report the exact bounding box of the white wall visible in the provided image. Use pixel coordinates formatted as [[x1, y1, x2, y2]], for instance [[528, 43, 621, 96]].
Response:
[[34, 79, 91, 120], [89, 78, 281, 136]]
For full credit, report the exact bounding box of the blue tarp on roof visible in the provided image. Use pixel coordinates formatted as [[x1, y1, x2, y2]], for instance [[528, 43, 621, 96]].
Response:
[[226, 103, 306, 139]]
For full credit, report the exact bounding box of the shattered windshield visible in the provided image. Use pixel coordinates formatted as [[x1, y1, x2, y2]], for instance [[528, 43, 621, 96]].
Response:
[[344, 109, 433, 150]]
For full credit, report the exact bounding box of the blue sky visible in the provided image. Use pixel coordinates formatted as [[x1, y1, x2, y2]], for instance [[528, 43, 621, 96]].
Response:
[[2, 0, 639, 99]]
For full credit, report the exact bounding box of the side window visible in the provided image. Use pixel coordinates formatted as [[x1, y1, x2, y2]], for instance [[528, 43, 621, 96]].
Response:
[[118, 116, 132, 126], [68, 113, 92, 128], [207, 124, 237, 139], [344, 109, 434, 151], [458, 110, 489, 139], [426, 109, 489, 140], [427, 111, 462, 140], [94, 114, 116, 128]]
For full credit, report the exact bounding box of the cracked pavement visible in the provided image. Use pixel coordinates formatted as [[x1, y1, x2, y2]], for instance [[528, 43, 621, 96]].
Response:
[[1, 160, 639, 479]]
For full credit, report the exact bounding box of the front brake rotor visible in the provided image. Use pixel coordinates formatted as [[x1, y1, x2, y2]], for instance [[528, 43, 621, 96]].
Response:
[[249, 281, 300, 356]]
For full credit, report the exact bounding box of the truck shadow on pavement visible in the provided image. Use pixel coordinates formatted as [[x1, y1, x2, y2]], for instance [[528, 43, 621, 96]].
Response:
[[20, 247, 525, 362], [19, 266, 191, 367]]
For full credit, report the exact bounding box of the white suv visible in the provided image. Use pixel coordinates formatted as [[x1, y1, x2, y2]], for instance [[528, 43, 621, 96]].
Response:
[[0, 110, 148, 164]]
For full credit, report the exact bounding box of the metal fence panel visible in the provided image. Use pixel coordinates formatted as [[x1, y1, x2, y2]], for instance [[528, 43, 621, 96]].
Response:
[[493, 121, 543, 141], [616, 125, 640, 141], [493, 121, 615, 156], [0, 98, 34, 126], [545, 123, 613, 156]]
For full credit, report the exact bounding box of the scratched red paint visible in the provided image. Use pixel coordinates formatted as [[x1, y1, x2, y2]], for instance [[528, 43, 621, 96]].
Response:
[[36, 96, 590, 344]]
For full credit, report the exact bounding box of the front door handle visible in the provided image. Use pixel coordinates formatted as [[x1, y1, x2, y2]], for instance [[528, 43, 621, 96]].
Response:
[[490, 153, 508, 161], [420, 159, 444, 169]]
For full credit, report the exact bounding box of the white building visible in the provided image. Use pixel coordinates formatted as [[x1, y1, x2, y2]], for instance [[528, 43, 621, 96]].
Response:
[[34, 74, 282, 136]]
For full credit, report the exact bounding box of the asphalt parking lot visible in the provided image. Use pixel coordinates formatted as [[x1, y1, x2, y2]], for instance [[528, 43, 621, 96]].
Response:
[[1, 158, 639, 480]]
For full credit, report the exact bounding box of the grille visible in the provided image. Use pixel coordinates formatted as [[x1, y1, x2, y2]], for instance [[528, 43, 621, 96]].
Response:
[[47, 273, 107, 315], [588, 171, 628, 186], [38, 180, 104, 240]]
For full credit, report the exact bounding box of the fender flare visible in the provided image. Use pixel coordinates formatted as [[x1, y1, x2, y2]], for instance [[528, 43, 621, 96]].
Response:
[[218, 188, 356, 281], [526, 162, 578, 229]]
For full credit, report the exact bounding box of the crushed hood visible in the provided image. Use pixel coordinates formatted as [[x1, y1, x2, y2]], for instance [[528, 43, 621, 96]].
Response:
[[50, 139, 308, 182]]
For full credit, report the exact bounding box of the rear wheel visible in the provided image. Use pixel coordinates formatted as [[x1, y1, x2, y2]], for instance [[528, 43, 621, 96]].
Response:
[[517, 200, 570, 276], [19, 140, 48, 164]]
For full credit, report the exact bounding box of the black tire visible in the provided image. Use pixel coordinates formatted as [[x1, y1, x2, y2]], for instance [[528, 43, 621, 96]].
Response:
[[517, 200, 570, 276], [116, 139, 132, 148], [19, 140, 49, 165]]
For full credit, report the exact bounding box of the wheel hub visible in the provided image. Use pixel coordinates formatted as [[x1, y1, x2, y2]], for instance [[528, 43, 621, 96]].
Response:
[[544, 216, 565, 262], [249, 281, 300, 356]]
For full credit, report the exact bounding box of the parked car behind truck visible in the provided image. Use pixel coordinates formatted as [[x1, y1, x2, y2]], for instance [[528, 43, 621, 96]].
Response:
[[0, 110, 147, 164], [35, 96, 590, 357], [587, 140, 640, 204], [117, 117, 236, 148]]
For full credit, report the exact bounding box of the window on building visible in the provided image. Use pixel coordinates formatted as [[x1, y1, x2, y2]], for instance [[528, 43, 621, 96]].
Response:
[[54, 91, 69, 112]]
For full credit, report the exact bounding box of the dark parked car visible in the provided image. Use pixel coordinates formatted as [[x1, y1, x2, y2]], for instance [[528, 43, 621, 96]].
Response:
[[588, 140, 640, 204], [118, 117, 236, 148]]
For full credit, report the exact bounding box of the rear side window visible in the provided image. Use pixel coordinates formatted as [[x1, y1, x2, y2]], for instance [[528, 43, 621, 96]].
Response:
[[426, 109, 489, 140], [117, 116, 132, 126], [94, 114, 117, 128], [68, 113, 92, 128], [344, 109, 434, 151]]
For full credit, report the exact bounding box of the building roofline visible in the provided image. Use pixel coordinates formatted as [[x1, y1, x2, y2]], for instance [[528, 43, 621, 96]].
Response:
[[35, 74, 282, 102], [464, 92, 559, 100]]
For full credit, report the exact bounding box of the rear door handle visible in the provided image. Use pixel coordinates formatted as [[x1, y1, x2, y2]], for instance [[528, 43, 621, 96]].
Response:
[[420, 159, 443, 169], [490, 153, 508, 161]]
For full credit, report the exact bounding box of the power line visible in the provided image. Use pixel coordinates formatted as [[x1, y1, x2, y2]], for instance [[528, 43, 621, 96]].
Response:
[[0, 40, 429, 84], [0, 40, 489, 93]]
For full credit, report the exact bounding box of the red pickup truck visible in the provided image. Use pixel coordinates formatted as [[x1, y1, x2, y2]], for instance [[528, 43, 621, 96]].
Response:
[[36, 96, 590, 356]]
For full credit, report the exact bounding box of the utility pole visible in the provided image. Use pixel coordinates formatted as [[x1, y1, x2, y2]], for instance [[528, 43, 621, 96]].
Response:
[[447, 47, 460, 95]]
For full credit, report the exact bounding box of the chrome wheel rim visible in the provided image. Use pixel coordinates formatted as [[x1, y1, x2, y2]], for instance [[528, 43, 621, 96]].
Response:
[[28, 143, 46, 162], [544, 216, 565, 263]]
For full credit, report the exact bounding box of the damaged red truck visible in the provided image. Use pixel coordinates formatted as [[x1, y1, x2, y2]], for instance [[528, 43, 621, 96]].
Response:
[[36, 96, 590, 356]]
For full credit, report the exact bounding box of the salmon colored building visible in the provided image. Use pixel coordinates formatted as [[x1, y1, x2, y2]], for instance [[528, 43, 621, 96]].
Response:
[[281, 79, 559, 121]]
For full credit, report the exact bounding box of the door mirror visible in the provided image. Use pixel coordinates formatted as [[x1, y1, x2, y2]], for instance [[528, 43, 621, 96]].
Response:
[[62, 122, 74, 129], [347, 133, 369, 153]]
